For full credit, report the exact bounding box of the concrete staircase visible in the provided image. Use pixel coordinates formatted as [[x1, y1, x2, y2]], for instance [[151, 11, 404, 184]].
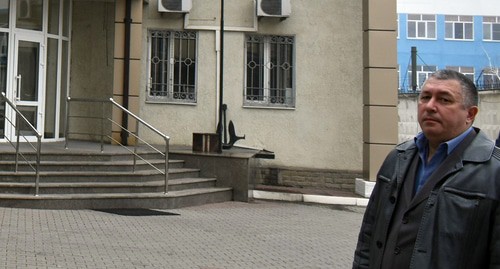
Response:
[[0, 142, 232, 209]]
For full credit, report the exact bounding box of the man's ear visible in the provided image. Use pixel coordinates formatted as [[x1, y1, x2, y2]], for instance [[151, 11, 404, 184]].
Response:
[[466, 106, 479, 124]]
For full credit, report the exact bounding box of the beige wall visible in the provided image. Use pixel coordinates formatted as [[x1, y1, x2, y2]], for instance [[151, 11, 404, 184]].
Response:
[[71, 1, 115, 99], [139, 0, 365, 171], [66, 0, 400, 187], [69, 1, 115, 138]]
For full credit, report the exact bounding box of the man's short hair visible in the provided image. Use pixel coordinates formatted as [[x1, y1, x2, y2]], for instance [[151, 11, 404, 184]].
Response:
[[427, 69, 479, 108]]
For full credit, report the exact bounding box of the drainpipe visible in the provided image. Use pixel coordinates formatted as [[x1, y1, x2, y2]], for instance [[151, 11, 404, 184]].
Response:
[[218, 0, 224, 153], [121, 0, 132, 145]]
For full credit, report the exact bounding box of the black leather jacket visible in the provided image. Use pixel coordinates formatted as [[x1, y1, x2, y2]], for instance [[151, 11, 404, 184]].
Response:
[[353, 129, 500, 269]]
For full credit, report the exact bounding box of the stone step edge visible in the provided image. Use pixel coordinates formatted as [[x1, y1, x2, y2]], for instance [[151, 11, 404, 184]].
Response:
[[0, 167, 199, 176], [0, 187, 232, 200], [0, 159, 180, 166], [0, 177, 217, 188]]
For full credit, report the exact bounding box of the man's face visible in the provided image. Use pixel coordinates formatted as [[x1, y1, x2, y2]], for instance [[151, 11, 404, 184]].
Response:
[[417, 78, 477, 146]]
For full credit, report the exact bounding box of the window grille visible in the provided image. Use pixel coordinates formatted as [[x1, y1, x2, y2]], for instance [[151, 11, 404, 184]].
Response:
[[147, 30, 197, 103], [245, 35, 295, 108]]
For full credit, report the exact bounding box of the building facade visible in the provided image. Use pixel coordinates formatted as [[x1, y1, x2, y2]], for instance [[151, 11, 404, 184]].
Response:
[[397, 0, 500, 91], [396, 0, 500, 148], [0, 0, 398, 196]]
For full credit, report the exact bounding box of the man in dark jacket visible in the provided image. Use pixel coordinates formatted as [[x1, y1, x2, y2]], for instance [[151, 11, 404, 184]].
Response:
[[352, 69, 500, 269], [496, 131, 500, 147]]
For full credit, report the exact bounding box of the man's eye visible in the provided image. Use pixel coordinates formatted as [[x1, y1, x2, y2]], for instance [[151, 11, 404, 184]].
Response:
[[420, 96, 430, 101]]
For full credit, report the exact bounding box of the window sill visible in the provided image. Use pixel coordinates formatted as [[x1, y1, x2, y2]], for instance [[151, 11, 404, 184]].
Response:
[[145, 100, 197, 106], [243, 105, 295, 110], [443, 38, 474, 41]]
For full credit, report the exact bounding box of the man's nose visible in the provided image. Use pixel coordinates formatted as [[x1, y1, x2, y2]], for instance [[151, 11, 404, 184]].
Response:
[[424, 97, 437, 111]]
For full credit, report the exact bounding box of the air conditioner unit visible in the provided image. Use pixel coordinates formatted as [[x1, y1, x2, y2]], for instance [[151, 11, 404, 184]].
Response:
[[158, 0, 192, 13], [257, 0, 291, 18]]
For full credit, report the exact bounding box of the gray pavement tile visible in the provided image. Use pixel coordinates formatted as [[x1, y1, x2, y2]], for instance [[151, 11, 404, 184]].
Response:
[[0, 201, 364, 269]]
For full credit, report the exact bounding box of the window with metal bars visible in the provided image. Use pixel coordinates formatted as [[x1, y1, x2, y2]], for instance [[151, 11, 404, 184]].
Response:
[[245, 35, 295, 108], [147, 30, 197, 103]]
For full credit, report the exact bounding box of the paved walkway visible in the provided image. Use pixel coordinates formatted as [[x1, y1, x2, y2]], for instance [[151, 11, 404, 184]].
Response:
[[0, 200, 365, 269]]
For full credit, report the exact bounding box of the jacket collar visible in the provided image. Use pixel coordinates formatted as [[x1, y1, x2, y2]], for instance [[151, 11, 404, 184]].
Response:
[[396, 127, 494, 164], [462, 127, 495, 163]]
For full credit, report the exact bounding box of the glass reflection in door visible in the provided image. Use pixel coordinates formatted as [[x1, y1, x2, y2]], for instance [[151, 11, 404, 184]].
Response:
[[0, 33, 8, 138], [16, 40, 40, 136]]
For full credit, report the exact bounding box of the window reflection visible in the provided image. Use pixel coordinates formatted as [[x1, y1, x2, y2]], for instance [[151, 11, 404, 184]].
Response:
[[0, 1, 8, 28], [0, 32, 7, 93], [0, 32, 6, 138], [48, 0, 60, 34], [17, 0, 43, 31]]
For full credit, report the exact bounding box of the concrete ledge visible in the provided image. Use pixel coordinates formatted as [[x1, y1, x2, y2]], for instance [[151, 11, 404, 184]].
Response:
[[355, 178, 375, 198], [253, 190, 303, 202], [253, 190, 369, 207]]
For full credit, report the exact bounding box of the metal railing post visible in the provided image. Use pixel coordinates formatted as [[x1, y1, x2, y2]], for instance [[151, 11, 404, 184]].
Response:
[[164, 137, 169, 194], [15, 116, 20, 172], [133, 118, 138, 172], [100, 100, 105, 153], [65, 97, 71, 149], [2, 93, 43, 197], [35, 136, 41, 196]]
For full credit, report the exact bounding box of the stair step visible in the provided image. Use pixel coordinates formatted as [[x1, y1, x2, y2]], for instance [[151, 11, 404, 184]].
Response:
[[0, 152, 166, 162], [0, 141, 234, 209], [0, 167, 201, 182], [0, 159, 185, 171], [0, 187, 233, 209], [0, 177, 217, 194]]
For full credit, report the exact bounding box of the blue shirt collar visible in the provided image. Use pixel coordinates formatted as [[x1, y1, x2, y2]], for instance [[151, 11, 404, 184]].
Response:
[[414, 126, 474, 155]]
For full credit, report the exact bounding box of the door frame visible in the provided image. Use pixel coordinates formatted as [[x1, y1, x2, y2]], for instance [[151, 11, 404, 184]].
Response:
[[5, 30, 45, 142]]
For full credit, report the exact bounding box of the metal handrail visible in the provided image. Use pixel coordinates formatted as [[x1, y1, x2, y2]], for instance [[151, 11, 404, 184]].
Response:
[[65, 97, 170, 193], [0, 92, 42, 196]]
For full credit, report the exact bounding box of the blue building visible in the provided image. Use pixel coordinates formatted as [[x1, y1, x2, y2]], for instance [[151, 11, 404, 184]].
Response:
[[397, 0, 500, 92]]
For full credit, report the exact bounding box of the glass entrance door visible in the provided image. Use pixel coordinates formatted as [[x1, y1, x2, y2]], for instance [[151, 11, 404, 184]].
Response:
[[0, 0, 71, 142], [11, 33, 44, 140]]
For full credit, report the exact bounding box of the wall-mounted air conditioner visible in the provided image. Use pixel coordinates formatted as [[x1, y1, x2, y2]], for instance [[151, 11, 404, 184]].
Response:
[[257, 0, 291, 18], [158, 0, 192, 13]]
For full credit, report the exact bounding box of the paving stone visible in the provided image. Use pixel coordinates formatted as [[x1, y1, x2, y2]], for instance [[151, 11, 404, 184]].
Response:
[[0, 201, 364, 268]]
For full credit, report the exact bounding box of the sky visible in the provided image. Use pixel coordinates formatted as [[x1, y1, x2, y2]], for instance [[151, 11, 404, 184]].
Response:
[[398, 0, 500, 16]]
